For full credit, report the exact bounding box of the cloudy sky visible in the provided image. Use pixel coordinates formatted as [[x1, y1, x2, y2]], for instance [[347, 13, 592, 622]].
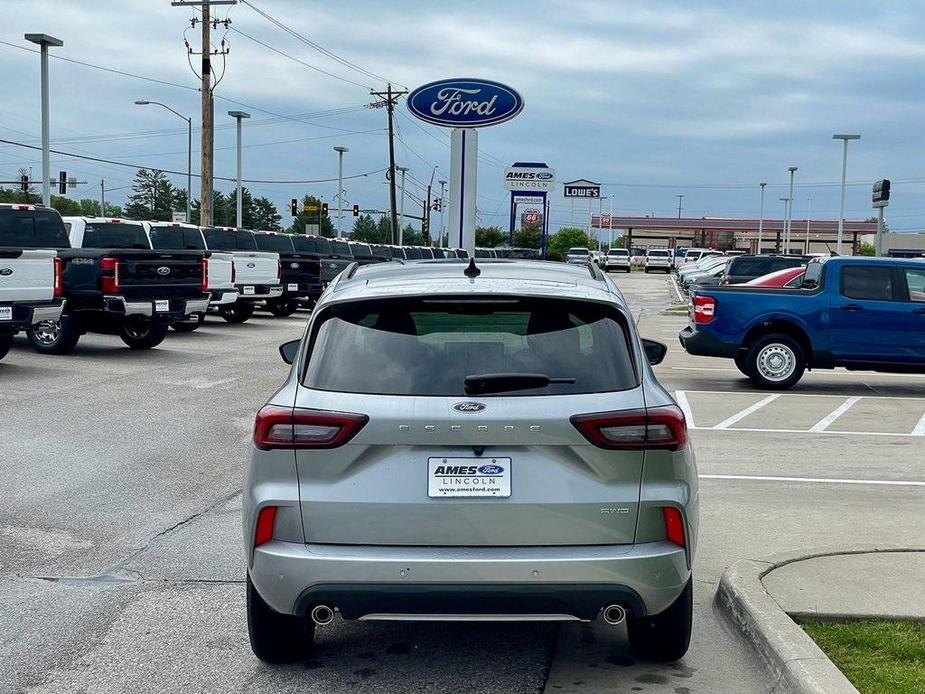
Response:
[[1, 0, 924, 235]]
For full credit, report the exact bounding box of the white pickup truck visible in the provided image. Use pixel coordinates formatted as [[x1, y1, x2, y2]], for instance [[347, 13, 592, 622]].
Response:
[[0, 205, 66, 361], [201, 227, 281, 323], [144, 222, 237, 332]]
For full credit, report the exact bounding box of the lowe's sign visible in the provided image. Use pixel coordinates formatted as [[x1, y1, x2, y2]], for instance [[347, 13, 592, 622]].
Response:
[[407, 78, 524, 128], [563, 179, 601, 198]]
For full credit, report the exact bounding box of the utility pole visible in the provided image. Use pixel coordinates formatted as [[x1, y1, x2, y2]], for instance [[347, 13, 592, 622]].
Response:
[[833, 134, 861, 255], [25, 34, 63, 207], [438, 179, 447, 246], [100, 179, 105, 216], [757, 182, 767, 254], [370, 83, 409, 244], [805, 197, 812, 254], [676, 194, 685, 219], [396, 166, 408, 245], [425, 183, 432, 242]]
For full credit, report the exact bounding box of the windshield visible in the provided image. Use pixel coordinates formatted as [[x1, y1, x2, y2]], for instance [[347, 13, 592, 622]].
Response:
[[148, 226, 205, 250], [255, 233, 294, 253], [81, 222, 150, 249], [203, 229, 258, 251], [303, 297, 636, 396]]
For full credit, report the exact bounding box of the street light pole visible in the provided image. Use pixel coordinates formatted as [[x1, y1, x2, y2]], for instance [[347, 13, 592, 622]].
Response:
[[676, 194, 684, 219], [438, 179, 447, 246], [25, 34, 63, 207], [805, 197, 812, 254], [396, 166, 409, 245], [333, 146, 348, 238], [135, 100, 192, 222], [833, 134, 861, 255], [786, 167, 797, 250], [757, 182, 767, 254], [779, 197, 790, 253], [228, 111, 250, 227]]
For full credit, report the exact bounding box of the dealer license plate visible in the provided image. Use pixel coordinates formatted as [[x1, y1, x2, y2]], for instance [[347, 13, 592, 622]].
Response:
[[287, 283, 298, 291], [242, 285, 255, 295], [154, 300, 169, 313], [427, 457, 511, 498], [0, 306, 11, 321]]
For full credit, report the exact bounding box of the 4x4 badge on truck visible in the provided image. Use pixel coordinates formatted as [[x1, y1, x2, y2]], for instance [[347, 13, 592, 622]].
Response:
[[156, 266, 171, 276], [453, 402, 486, 412]]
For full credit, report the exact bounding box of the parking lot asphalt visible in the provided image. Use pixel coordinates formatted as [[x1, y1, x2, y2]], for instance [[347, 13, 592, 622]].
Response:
[[3, 272, 924, 693]]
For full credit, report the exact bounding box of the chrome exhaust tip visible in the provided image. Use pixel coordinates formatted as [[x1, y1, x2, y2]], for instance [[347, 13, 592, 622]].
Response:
[[310, 604, 335, 626], [602, 604, 626, 625]]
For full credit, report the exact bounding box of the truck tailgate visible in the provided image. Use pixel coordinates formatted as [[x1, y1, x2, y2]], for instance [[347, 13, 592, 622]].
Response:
[[0, 248, 56, 302], [205, 251, 234, 290], [232, 251, 279, 286]]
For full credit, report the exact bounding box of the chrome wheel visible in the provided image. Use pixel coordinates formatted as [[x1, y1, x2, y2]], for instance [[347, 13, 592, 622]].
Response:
[[32, 320, 61, 345], [756, 343, 796, 382]]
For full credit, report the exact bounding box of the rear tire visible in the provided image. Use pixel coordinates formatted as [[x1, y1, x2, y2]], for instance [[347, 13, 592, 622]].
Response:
[[219, 301, 255, 324], [267, 299, 299, 317], [171, 313, 205, 332], [0, 332, 12, 361], [119, 319, 169, 350], [627, 578, 693, 662], [247, 573, 314, 663], [27, 316, 81, 355], [746, 333, 805, 389], [734, 353, 751, 377]]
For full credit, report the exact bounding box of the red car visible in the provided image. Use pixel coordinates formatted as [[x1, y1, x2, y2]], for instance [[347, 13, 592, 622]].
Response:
[[744, 266, 806, 288]]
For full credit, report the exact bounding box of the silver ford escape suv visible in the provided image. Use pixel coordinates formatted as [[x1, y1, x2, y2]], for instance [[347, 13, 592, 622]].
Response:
[[243, 258, 699, 664]]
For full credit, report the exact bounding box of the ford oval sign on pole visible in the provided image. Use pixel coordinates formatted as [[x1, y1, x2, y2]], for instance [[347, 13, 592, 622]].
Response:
[[407, 78, 524, 254]]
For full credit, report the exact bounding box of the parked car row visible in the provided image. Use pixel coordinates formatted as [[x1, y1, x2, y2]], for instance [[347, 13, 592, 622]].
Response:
[[0, 204, 465, 361], [676, 252, 808, 293]]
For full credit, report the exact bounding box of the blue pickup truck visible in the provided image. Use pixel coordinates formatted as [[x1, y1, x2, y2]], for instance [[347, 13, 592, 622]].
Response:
[[679, 256, 925, 388]]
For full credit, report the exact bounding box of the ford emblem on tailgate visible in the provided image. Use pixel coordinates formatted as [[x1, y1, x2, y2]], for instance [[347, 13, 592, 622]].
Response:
[[0, 268, 12, 276], [247, 262, 256, 268], [290, 262, 299, 269], [156, 266, 171, 276], [453, 402, 486, 413]]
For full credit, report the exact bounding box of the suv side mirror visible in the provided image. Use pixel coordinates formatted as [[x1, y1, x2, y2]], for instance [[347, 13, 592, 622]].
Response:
[[279, 339, 300, 364], [641, 338, 668, 366]]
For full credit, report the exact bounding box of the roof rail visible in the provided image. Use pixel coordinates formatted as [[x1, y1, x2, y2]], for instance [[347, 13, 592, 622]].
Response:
[[344, 261, 360, 280]]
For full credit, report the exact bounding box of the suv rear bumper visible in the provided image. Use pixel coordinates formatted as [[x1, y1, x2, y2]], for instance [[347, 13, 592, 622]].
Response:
[[249, 540, 689, 620], [0, 299, 65, 333]]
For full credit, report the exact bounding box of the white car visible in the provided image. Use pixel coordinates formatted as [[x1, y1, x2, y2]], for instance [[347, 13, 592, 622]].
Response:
[[644, 248, 672, 274], [604, 248, 631, 272], [566, 247, 592, 265]]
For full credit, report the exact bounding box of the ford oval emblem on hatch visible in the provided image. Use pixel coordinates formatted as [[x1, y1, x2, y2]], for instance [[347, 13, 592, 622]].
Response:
[[453, 402, 486, 413], [407, 78, 524, 128], [0, 268, 12, 276], [246, 262, 256, 269], [156, 266, 171, 276]]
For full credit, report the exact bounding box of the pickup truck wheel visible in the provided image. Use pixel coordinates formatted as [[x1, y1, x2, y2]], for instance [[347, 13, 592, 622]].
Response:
[[267, 299, 299, 317], [171, 314, 205, 333], [27, 318, 81, 355], [119, 319, 169, 349], [0, 333, 12, 361], [219, 301, 254, 324], [247, 573, 314, 663], [627, 577, 692, 662], [746, 334, 805, 389]]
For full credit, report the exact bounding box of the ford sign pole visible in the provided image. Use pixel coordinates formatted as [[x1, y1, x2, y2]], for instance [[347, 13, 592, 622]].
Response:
[[407, 79, 524, 255]]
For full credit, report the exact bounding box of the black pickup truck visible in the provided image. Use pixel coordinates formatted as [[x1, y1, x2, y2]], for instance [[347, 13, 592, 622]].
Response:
[[253, 232, 323, 316], [14, 212, 211, 354], [290, 235, 353, 285]]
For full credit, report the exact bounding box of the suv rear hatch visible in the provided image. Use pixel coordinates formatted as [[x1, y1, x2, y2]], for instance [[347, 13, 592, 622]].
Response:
[[283, 295, 670, 547]]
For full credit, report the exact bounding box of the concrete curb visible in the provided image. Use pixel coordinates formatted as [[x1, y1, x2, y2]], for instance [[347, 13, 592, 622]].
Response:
[[716, 545, 925, 694]]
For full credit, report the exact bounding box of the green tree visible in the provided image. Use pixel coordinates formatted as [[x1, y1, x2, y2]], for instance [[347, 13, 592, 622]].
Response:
[[513, 223, 542, 249], [858, 241, 876, 256], [547, 227, 594, 261], [476, 225, 507, 248], [49, 195, 81, 216], [253, 196, 281, 231], [124, 168, 176, 221], [350, 213, 377, 241], [286, 195, 333, 236], [375, 215, 393, 243]]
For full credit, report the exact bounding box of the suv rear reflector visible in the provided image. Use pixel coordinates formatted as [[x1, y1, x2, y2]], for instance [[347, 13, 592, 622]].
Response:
[[693, 295, 715, 324], [253, 405, 369, 450], [254, 506, 277, 547], [570, 406, 687, 451], [662, 507, 686, 547]]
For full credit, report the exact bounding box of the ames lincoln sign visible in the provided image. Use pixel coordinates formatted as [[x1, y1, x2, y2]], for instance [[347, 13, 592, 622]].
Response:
[[407, 78, 524, 128], [503, 163, 556, 192]]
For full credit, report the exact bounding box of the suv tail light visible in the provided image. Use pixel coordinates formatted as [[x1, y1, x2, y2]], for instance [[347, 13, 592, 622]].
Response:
[[200, 258, 209, 292], [253, 405, 368, 450], [570, 406, 687, 451], [693, 295, 716, 324], [100, 256, 120, 294], [662, 507, 686, 547], [53, 257, 63, 298]]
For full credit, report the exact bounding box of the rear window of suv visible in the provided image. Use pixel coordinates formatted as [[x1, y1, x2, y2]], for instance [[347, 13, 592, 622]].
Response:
[[303, 297, 637, 396]]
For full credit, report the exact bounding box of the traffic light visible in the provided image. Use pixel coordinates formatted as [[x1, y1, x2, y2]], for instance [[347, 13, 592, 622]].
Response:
[[20, 174, 28, 193], [290, 198, 298, 216], [322, 202, 329, 215], [58, 171, 67, 195], [352, 204, 359, 217]]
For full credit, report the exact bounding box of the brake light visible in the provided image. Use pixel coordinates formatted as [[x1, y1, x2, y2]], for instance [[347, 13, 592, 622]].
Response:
[[100, 256, 120, 293], [253, 406, 368, 450], [693, 295, 716, 324], [254, 506, 277, 547], [53, 257, 63, 298], [662, 507, 686, 547], [570, 406, 687, 451], [231, 262, 236, 284], [277, 259, 282, 281], [200, 258, 209, 292]]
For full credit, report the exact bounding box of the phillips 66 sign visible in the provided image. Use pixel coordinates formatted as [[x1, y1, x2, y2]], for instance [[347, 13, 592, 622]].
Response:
[[407, 78, 525, 128]]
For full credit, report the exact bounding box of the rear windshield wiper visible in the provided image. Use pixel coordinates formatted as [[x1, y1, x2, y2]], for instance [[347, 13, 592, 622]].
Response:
[[464, 373, 576, 395]]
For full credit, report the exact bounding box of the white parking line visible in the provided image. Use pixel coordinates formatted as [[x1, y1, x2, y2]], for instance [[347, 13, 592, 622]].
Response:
[[677, 389, 925, 401], [809, 396, 861, 432], [700, 473, 925, 488], [669, 275, 685, 304], [674, 390, 695, 428], [712, 394, 780, 430], [670, 366, 925, 379], [692, 426, 919, 438]]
